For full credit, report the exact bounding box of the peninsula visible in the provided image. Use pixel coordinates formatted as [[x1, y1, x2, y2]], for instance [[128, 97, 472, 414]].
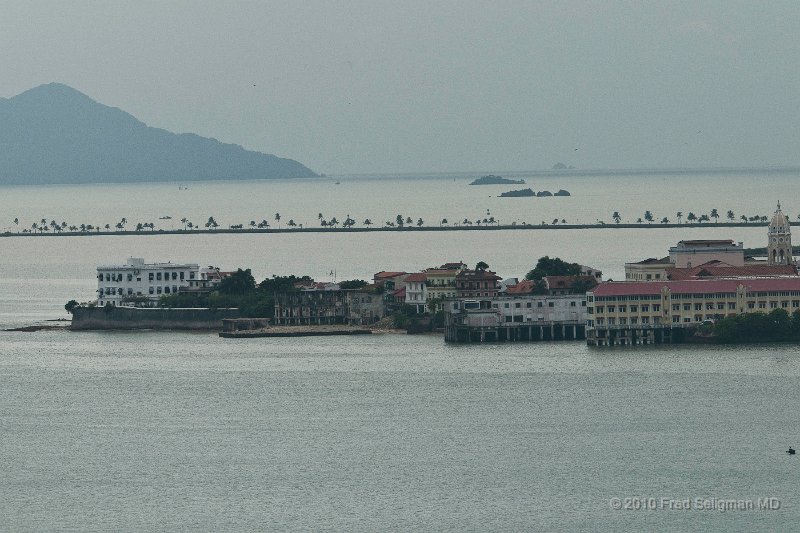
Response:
[[0, 83, 317, 185]]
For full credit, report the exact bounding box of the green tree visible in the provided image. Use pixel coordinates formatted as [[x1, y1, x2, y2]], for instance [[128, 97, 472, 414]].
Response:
[[686, 212, 697, 223], [644, 210, 654, 223], [525, 256, 581, 280], [64, 300, 79, 314], [440, 218, 448, 226], [396, 214, 404, 227], [363, 218, 372, 227], [727, 210, 735, 222], [676, 211, 683, 224], [612, 211, 621, 224], [218, 269, 256, 295], [339, 279, 368, 290], [417, 218, 424, 227], [475, 261, 489, 271], [710, 208, 719, 223]]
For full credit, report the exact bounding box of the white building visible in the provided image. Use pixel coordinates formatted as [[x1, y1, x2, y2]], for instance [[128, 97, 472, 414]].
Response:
[[96, 258, 200, 306], [404, 272, 428, 313]]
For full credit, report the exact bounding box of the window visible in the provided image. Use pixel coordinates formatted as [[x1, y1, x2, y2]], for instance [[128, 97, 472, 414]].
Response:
[[641, 316, 649, 324], [672, 304, 680, 311], [570, 301, 576, 307], [672, 315, 680, 323], [782, 301, 789, 308], [641, 305, 649, 312], [515, 302, 521, 308], [149, 287, 154, 294], [149, 273, 154, 281], [747, 302, 755, 309], [548, 302, 554, 307], [189, 272, 195, 279], [630, 305, 637, 313], [717, 303, 725, 310], [526, 302, 532, 308], [652, 304, 660, 312], [728, 302, 736, 310], [694, 303, 702, 311], [164, 287, 170, 294], [127, 273, 133, 281], [105, 274, 110, 281], [537, 302, 543, 308], [706, 303, 714, 310], [683, 304, 691, 311], [607, 306, 616, 312], [759, 302, 766, 309], [630, 317, 638, 325], [172, 272, 177, 280], [770, 301, 778, 309], [156, 273, 162, 281]]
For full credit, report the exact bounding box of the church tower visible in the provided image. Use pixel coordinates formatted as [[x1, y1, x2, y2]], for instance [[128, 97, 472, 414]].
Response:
[[768, 201, 793, 265]]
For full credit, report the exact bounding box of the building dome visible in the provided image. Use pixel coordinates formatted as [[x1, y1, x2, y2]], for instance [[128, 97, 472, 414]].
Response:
[[770, 202, 790, 234]]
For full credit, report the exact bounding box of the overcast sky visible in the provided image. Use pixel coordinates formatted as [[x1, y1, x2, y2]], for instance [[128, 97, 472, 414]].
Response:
[[2, 1, 799, 174]]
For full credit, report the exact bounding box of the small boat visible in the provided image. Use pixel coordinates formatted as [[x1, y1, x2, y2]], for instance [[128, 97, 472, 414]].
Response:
[[787, 447, 796, 455]]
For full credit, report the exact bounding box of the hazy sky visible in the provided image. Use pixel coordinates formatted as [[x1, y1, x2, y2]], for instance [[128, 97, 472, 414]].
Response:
[[2, 1, 799, 174]]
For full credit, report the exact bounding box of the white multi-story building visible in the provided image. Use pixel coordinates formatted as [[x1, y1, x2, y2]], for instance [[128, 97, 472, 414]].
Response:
[[96, 258, 200, 306]]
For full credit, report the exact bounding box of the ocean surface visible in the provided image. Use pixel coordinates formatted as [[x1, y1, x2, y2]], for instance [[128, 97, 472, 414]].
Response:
[[2, 170, 800, 530]]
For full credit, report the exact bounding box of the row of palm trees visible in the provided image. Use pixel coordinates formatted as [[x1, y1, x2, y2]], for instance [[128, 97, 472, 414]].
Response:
[[6, 207, 788, 234], [609, 209, 784, 225]]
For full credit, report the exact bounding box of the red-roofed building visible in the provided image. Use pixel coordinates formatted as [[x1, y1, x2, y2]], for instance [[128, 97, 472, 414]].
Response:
[[587, 277, 800, 345], [666, 260, 798, 281], [456, 269, 502, 298]]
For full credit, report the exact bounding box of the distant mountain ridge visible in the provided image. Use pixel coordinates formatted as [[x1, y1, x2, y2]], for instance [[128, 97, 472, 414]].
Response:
[[0, 83, 317, 185]]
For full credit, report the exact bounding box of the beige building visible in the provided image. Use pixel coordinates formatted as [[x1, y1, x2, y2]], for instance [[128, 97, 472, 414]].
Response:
[[586, 277, 800, 345], [669, 239, 745, 268]]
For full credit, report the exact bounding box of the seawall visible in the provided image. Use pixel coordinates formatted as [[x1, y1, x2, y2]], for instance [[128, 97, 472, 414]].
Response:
[[71, 306, 241, 330]]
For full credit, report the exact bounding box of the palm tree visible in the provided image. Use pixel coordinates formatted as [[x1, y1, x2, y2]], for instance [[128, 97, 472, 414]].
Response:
[[727, 210, 735, 222], [187, 221, 194, 230], [80, 224, 87, 232], [287, 219, 297, 227], [205, 217, 218, 230], [363, 218, 372, 227], [318, 213, 323, 221], [676, 211, 683, 224], [636, 218, 642, 224], [440, 218, 448, 226], [249, 220, 256, 230], [396, 214, 404, 227], [488, 216, 496, 225], [698, 214, 710, 223], [329, 217, 339, 228], [710, 208, 719, 223], [417, 218, 423, 227], [181, 217, 188, 230], [104, 224, 111, 231], [406, 216, 413, 226], [660, 217, 669, 224], [31, 222, 38, 233], [13, 218, 18, 227], [686, 212, 697, 223], [740, 215, 748, 223], [612, 211, 621, 224], [274, 213, 281, 228], [552, 218, 558, 225], [644, 210, 654, 223]]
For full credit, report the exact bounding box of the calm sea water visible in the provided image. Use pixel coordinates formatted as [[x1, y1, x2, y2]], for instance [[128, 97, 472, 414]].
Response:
[[1, 171, 799, 530]]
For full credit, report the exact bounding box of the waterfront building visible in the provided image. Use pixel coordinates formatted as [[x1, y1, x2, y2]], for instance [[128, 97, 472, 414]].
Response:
[[404, 272, 428, 314], [455, 269, 501, 299], [586, 277, 800, 346], [424, 264, 466, 305], [767, 202, 793, 265], [444, 293, 588, 342], [96, 257, 199, 306], [665, 260, 797, 280], [274, 289, 384, 326]]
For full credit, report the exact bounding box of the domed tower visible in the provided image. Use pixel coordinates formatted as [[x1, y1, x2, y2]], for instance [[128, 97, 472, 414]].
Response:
[[768, 201, 793, 265]]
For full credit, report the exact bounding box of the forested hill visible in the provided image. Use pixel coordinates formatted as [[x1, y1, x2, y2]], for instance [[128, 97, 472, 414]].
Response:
[[0, 83, 317, 185]]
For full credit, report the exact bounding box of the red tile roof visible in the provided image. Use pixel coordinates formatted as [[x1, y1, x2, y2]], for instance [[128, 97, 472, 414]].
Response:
[[404, 273, 428, 282], [374, 271, 407, 279], [544, 275, 598, 289], [667, 262, 798, 280], [592, 277, 800, 297], [505, 280, 537, 294]]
